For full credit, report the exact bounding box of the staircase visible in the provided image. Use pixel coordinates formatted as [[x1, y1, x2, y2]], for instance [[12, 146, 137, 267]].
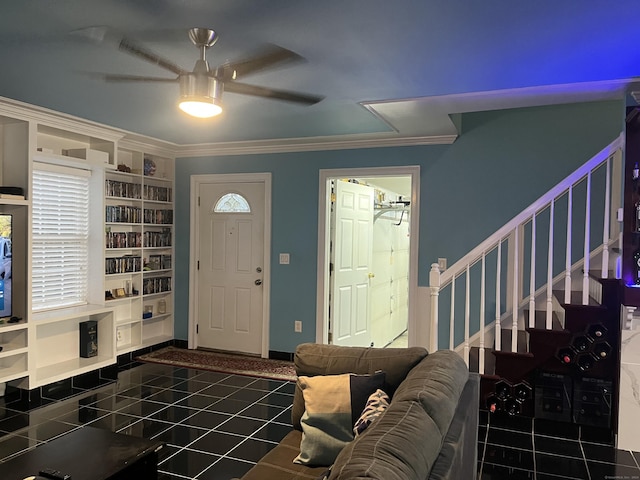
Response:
[[426, 134, 627, 442], [482, 274, 621, 440]]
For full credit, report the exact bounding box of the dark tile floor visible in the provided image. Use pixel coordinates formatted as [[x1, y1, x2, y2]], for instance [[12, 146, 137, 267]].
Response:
[[0, 362, 295, 479], [478, 413, 640, 479], [1, 361, 639, 479]]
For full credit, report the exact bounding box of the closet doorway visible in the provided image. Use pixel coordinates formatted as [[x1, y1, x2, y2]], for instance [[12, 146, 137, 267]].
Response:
[[317, 166, 420, 349]]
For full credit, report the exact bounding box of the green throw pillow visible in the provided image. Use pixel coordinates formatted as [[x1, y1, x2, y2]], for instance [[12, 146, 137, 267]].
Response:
[[294, 371, 385, 466]]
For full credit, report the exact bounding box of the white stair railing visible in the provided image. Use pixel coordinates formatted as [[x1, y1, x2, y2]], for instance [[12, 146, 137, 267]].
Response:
[[427, 135, 624, 372]]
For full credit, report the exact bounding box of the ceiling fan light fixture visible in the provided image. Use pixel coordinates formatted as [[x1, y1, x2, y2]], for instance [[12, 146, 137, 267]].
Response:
[[178, 74, 223, 118], [178, 96, 223, 118]]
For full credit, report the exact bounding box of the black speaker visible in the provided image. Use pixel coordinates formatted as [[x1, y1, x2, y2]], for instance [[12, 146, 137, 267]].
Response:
[[80, 320, 98, 358]]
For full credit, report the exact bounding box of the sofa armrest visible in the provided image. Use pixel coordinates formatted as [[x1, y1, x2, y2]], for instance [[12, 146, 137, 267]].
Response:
[[428, 373, 480, 480]]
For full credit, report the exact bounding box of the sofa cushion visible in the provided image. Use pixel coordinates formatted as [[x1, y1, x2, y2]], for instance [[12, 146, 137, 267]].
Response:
[[239, 430, 329, 480], [328, 399, 441, 480], [392, 350, 469, 436], [294, 371, 385, 466], [292, 343, 428, 430]]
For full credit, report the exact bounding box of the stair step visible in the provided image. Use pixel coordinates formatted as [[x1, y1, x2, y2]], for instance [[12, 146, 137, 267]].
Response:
[[553, 289, 602, 308], [588, 269, 617, 282], [491, 350, 536, 383], [469, 345, 496, 375], [526, 309, 563, 330], [498, 328, 528, 352]]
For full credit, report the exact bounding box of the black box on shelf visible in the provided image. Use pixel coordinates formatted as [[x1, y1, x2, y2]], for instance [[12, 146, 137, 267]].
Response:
[[80, 320, 98, 358], [535, 371, 573, 423], [572, 377, 612, 428]]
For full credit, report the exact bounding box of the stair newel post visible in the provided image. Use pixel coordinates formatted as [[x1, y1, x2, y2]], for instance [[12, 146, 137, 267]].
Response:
[[479, 253, 486, 374], [464, 264, 471, 366], [565, 184, 574, 304], [529, 212, 537, 328], [546, 199, 555, 329], [583, 171, 592, 305], [495, 240, 502, 352], [428, 263, 440, 353], [601, 155, 611, 278]]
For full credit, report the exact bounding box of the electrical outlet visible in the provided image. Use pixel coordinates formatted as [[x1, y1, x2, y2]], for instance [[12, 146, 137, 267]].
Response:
[[279, 253, 290, 265], [294, 320, 302, 333]]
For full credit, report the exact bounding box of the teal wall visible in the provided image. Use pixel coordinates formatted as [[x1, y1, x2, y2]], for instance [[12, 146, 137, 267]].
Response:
[[174, 100, 624, 353]]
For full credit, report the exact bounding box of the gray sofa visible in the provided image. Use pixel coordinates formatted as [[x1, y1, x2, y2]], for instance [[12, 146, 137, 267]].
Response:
[[239, 343, 479, 480]]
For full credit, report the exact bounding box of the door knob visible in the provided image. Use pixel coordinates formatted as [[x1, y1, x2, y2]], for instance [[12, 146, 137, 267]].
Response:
[[368, 273, 375, 279], [255, 279, 263, 286]]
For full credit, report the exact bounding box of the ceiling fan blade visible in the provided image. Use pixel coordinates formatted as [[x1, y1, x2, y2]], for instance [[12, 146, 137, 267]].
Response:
[[118, 36, 187, 76], [220, 44, 305, 80], [101, 74, 179, 83], [225, 81, 324, 105]]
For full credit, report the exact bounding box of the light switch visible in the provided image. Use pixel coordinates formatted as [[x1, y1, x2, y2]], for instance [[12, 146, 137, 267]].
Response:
[[438, 257, 447, 271], [279, 253, 290, 265]]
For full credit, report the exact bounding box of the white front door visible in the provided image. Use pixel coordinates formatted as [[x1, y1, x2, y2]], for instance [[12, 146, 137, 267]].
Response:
[[331, 180, 374, 347], [196, 182, 265, 355]]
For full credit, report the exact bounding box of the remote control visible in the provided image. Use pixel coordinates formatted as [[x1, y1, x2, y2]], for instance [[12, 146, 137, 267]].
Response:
[[38, 469, 71, 480]]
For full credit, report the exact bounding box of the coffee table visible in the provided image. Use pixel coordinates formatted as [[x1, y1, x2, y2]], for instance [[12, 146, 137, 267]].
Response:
[[1, 426, 164, 480]]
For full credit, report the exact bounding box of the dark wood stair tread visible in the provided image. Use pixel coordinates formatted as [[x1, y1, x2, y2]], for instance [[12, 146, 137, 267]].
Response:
[[526, 309, 563, 331], [553, 289, 604, 308], [469, 345, 496, 375], [497, 328, 529, 353]]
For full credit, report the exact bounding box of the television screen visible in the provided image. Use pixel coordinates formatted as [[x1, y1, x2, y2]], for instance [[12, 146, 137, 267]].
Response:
[[0, 214, 11, 319]]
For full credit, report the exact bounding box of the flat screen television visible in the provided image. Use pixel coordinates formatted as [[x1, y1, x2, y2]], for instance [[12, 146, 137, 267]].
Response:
[[0, 214, 12, 320]]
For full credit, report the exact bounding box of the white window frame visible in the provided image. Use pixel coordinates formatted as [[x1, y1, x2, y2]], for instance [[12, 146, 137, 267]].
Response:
[[31, 161, 91, 311], [213, 192, 251, 213]]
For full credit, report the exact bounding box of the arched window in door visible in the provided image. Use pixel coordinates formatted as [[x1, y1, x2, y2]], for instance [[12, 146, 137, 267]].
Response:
[[213, 192, 251, 213]]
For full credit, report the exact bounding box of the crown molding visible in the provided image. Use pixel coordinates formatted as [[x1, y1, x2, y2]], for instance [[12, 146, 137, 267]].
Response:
[[0, 96, 126, 142], [174, 132, 457, 158], [118, 135, 179, 159], [2, 77, 633, 161]]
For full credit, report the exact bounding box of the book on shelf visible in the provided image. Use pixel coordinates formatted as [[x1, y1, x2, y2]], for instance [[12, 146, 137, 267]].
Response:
[[0, 193, 25, 200]]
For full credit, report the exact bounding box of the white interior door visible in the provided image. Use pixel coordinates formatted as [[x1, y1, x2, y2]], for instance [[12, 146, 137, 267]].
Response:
[[331, 180, 374, 347], [196, 182, 265, 355]]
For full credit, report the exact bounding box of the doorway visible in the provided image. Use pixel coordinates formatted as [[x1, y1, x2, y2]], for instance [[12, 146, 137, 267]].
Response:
[[316, 166, 420, 348], [189, 173, 272, 357]]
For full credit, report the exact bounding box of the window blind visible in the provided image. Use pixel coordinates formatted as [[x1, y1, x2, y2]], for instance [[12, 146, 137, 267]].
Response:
[[32, 162, 90, 311]]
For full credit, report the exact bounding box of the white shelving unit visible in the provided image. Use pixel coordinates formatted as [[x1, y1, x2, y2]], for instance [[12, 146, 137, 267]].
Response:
[[0, 99, 175, 391], [0, 115, 30, 386], [31, 305, 115, 388], [108, 149, 174, 355]]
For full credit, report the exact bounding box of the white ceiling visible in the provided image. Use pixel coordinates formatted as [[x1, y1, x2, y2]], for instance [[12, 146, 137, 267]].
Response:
[[1, 1, 639, 148]]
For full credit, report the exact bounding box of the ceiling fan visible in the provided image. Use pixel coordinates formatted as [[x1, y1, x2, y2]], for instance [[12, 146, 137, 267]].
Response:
[[98, 27, 324, 118]]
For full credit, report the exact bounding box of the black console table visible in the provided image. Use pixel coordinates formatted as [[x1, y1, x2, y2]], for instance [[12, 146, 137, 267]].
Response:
[[1, 426, 164, 480]]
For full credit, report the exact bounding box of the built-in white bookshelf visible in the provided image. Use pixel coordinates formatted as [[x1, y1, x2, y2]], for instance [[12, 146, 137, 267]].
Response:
[[108, 149, 174, 355], [0, 115, 30, 385], [0, 100, 175, 391]]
